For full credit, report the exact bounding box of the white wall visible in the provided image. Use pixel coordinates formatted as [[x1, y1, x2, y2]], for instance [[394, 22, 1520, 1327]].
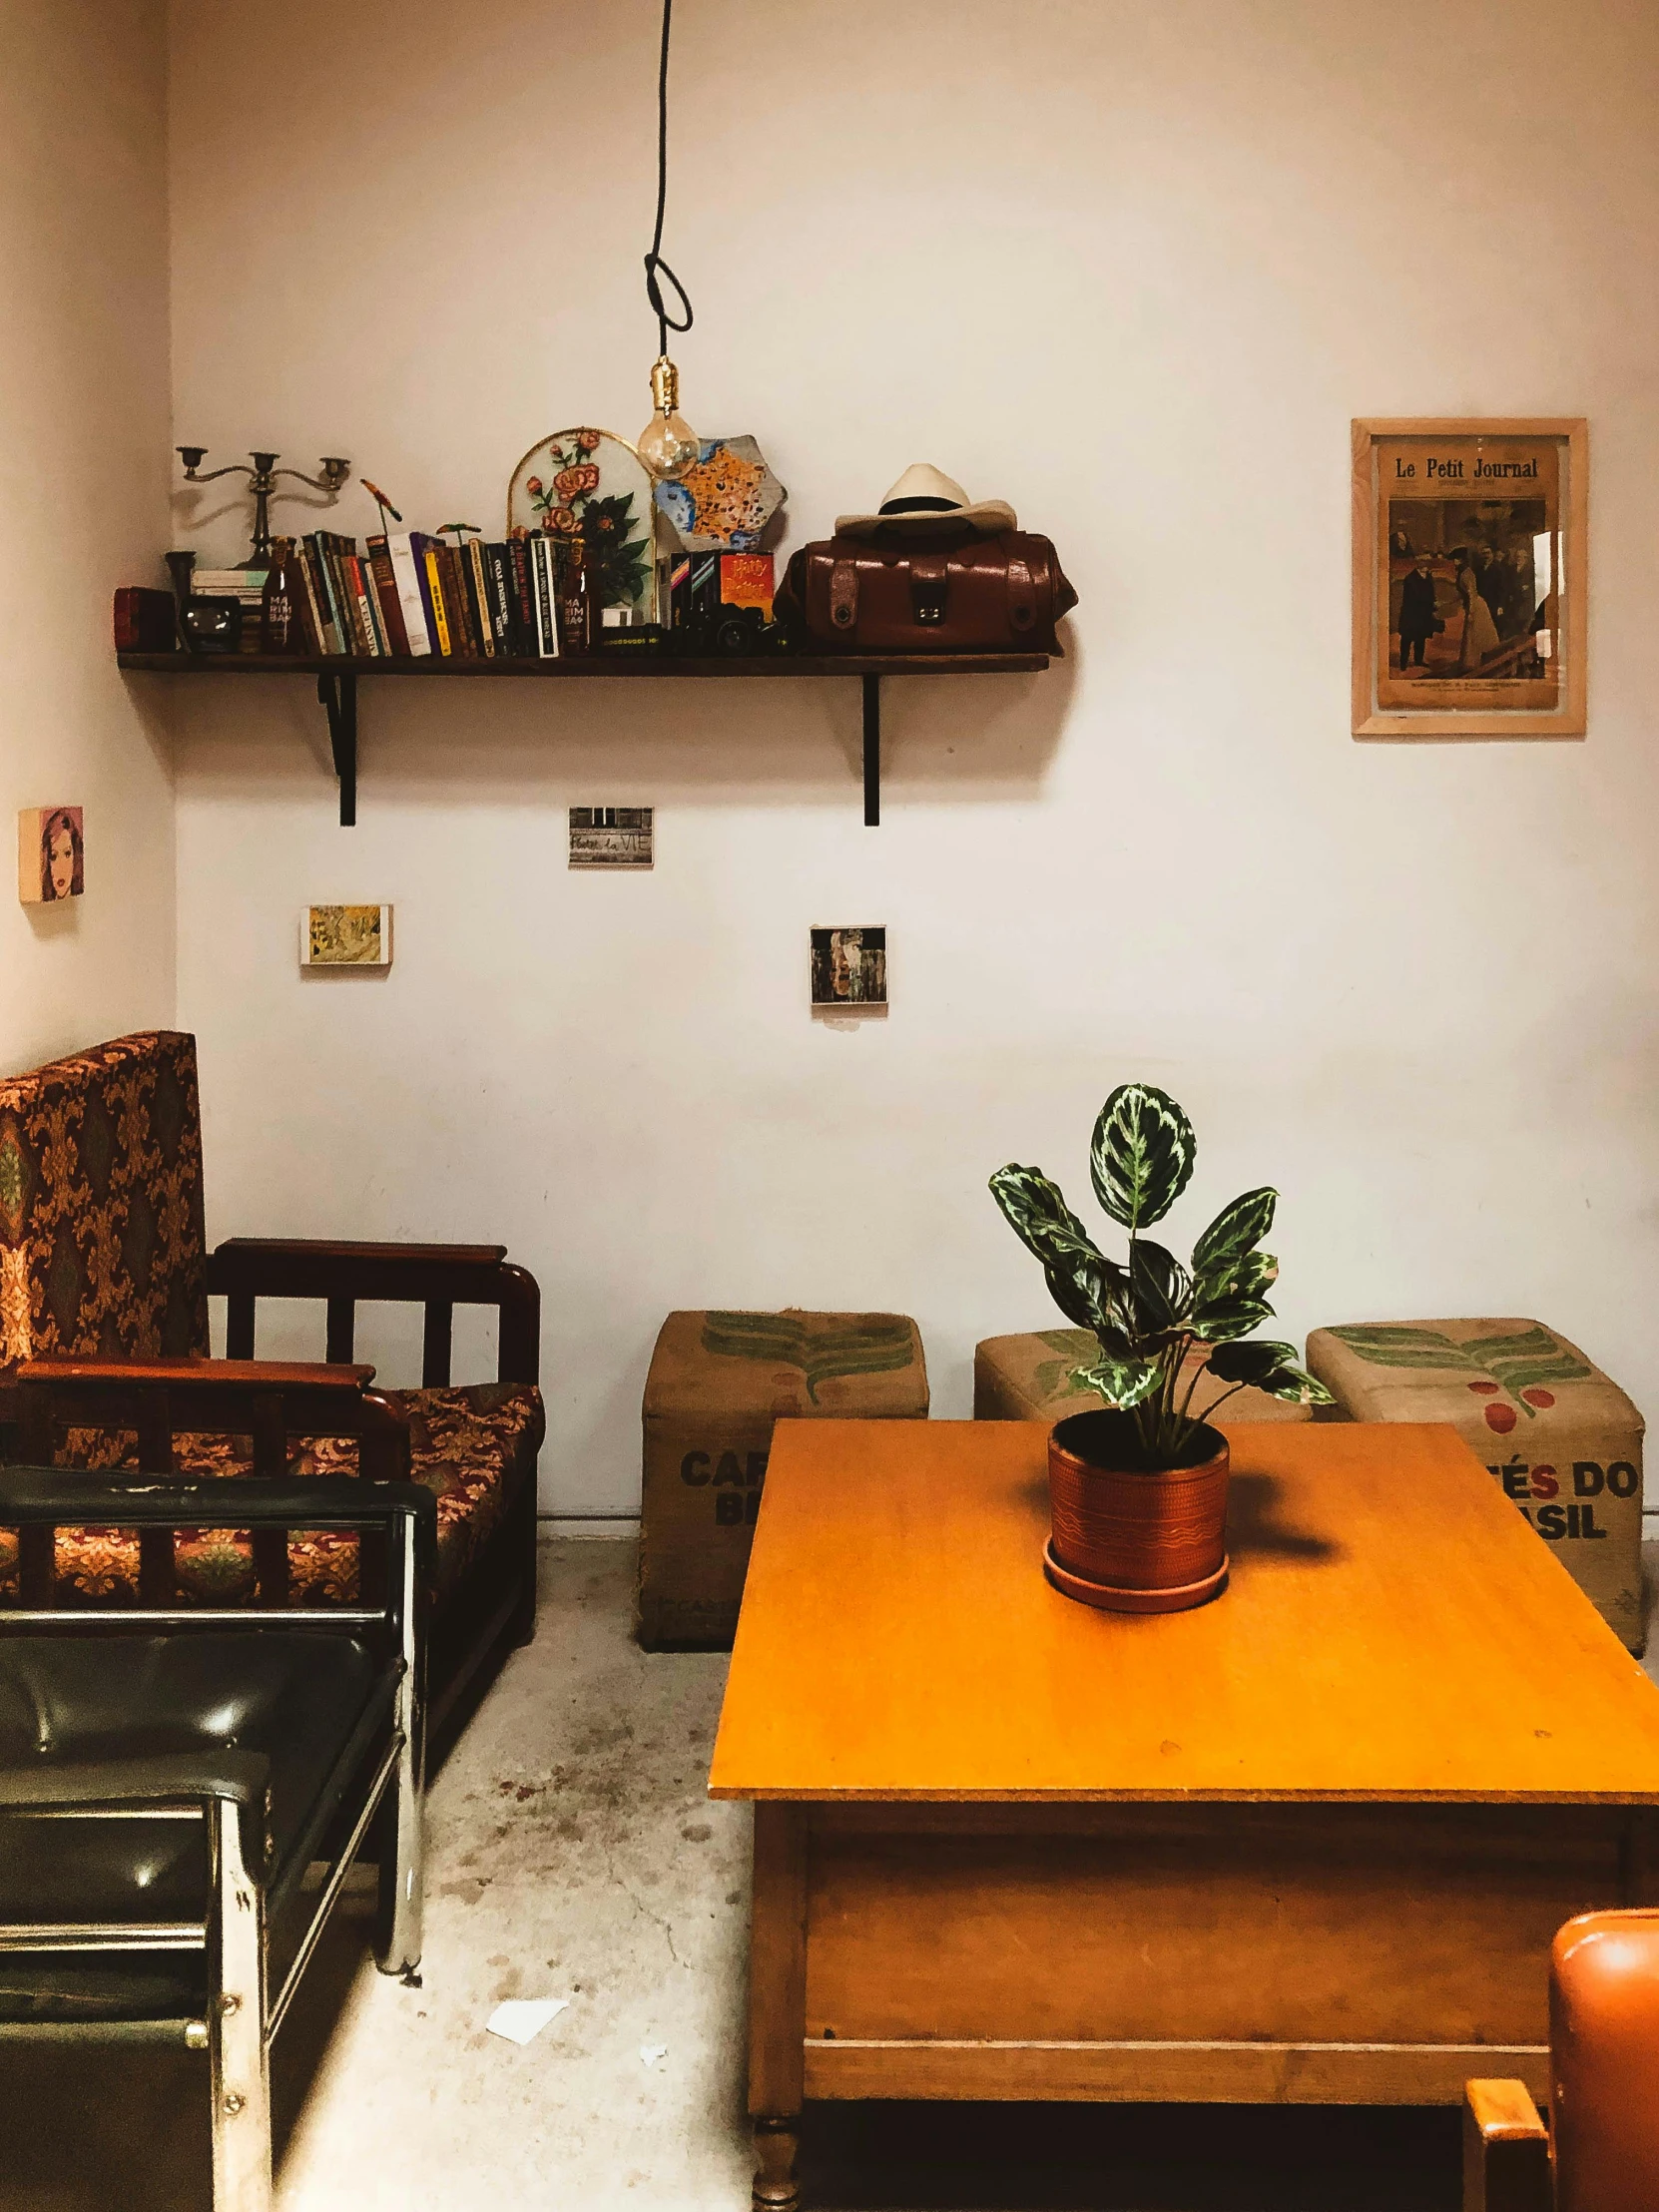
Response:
[[169, 0, 1659, 1514], [0, 0, 177, 1073]]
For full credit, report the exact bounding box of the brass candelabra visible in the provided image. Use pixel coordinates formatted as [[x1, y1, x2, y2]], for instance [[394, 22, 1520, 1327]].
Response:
[[176, 447, 351, 564]]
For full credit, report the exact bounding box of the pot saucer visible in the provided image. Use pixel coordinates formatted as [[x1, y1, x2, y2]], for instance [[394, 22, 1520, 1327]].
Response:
[[1042, 1538, 1229, 1615]]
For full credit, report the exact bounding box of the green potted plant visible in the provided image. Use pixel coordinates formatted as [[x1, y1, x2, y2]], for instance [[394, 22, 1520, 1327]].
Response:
[[990, 1081, 1333, 1613]]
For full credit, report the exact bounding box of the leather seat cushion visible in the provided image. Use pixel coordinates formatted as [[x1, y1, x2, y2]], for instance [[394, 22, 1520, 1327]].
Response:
[[0, 1382, 543, 1610], [0, 1631, 394, 2023]]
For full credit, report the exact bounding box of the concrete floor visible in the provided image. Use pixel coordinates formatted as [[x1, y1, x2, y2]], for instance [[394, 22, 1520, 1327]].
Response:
[[4, 1535, 1654, 2210]]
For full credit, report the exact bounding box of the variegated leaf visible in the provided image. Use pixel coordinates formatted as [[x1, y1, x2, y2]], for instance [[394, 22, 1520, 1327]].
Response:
[[1128, 1238, 1193, 1338], [1191, 1186, 1277, 1277], [991, 1164, 1129, 1338], [1089, 1083, 1197, 1232], [1208, 1338, 1336, 1405], [1189, 1292, 1276, 1345], [1193, 1248, 1279, 1309], [1070, 1355, 1163, 1410]]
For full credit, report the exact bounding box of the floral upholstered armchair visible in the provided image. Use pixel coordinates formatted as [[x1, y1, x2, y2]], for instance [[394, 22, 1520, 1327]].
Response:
[[0, 1032, 543, 1742]]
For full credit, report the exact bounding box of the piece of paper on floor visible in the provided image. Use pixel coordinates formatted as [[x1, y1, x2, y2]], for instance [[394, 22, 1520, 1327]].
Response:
[[639, 2043, 668, 2068], [487, 1997, 570, 2046]]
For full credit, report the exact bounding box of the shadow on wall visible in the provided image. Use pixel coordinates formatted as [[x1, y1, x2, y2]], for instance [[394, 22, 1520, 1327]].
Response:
[[161, 633, 1082, 815]]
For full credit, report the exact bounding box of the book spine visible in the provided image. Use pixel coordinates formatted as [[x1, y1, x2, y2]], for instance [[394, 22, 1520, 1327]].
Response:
[[343, 552, 380, 655], [290, 554, 323, 655], [306, 534, 345, 655], [467, 536, 497, 657], [387, 533, 432, 656], [363, 556, 391, 654], [507, 537, 535, 655], [454, 539, 485, 656], [323, 539, 363, 655], [366, 536, 411, 654], [420, 543, 453, 657], [486, 544, 515, 656], [436, 541, 476, 656], [531, 534, 560, 659]]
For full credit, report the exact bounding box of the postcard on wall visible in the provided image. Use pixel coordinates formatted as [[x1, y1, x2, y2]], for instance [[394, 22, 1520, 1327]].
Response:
[[811, 925, 887, 1014], [300, 903, 392, 969], [1352, 418, 1586, 740], [17, 807, 84, 904], [569, 807, 654, 868]]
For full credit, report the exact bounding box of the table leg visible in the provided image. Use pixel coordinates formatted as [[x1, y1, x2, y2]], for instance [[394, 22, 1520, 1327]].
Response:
[[754, 2115, 801, 2210], [750, 1803, 807, 2211]]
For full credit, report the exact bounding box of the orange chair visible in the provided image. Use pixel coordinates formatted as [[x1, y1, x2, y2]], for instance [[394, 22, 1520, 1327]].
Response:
[[1465, 1908, 1659, 2211]]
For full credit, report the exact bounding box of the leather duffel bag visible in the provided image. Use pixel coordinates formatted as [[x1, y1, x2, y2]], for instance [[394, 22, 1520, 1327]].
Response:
[[778, 528, 1076, 655]]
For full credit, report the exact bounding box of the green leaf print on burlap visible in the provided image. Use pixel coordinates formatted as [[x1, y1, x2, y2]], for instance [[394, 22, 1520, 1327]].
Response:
[[1326, 1323, 1591, 1418], [700, 1311, 916, 1406]]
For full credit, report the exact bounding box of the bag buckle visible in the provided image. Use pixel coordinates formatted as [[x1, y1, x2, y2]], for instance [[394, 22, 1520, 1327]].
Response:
[[909, 557, 948, 627]]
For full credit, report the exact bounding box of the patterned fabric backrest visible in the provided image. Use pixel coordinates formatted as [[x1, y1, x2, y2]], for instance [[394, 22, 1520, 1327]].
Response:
[[0, 1032, 209, 1366]]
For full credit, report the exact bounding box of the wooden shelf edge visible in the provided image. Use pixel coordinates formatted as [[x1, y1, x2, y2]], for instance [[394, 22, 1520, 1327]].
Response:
[[115, 649, 1051, 679]]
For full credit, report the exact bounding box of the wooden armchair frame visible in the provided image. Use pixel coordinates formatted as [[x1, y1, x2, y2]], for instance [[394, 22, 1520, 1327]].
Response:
[[8, 1236, 542, 1747], [1464, 2079, 1552, 2212]]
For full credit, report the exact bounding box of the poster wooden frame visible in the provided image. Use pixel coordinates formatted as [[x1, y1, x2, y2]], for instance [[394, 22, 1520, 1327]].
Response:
[[1351, 416, 1587, 741]]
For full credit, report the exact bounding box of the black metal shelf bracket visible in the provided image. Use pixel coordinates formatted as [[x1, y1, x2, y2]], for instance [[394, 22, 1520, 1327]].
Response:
[[317, 672, 356, 827], [862, 674, 880, 828]]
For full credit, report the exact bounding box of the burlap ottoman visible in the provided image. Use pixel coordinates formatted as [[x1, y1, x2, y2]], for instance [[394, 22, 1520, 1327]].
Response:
[[974, 1328, 1316, 1427], [1306, 1319, 1645, 1653], [639, 1309, 928, 1649]]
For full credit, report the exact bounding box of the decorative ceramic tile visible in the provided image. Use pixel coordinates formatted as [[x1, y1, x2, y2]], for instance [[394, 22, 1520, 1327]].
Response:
[[655, 435, 786, 552]]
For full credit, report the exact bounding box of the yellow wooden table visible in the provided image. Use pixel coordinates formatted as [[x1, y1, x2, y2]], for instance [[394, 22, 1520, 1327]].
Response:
[[709, 1418, 1659, 2210]]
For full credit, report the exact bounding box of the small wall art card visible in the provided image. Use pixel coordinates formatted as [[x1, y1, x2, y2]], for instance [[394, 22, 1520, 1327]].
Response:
[[301, 904, 391, 969], [811, 925, 886, 1014], [570, 807, 654, 868], [1352, 418, 1586, 739], [18, 807, 83, 904]]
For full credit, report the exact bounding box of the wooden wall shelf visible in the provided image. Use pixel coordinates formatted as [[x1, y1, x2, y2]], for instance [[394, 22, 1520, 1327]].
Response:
[[117, 650, 1051, 828]]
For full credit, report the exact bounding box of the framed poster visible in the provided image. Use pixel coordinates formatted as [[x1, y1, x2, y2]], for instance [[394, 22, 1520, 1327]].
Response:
[[569, 807, 654, 868], [300, 904, 391, 969], [1352, 418, 1586, 739], [811, 925, 886, 1014], [17, 807, 84, 904]]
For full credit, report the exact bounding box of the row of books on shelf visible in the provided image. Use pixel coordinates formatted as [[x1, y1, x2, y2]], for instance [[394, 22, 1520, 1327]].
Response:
[[275, 531, 586, 660], [113, 541, 791, 661]]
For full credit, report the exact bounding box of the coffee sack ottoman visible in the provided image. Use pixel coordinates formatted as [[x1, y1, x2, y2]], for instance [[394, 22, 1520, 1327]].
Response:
[[974, 1327, 1316, 1427], [1306, 1319, 1645, 1653], [639, 1309, 928, 1650]]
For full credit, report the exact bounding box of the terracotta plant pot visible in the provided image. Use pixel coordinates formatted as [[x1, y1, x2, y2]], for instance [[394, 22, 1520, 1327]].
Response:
[[1044, 1408, 1230, 1615]]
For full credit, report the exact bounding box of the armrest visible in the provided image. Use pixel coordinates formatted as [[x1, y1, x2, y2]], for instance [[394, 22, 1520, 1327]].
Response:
[[210, 1239, 512, 1302], [13, 1356, 405, 1449], [1463, 2079, 1551, 2212], [20, 1356, 376, 1390], [0, 1751, 271, 1814], [0, 1466, 436, 1537]]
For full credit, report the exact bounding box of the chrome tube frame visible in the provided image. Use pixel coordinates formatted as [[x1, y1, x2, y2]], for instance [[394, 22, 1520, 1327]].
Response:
[[378, 1509, 427, 1981], [208, 1796, 271, 2212], [265, 1734, 399, 2042], [0, 1490, 428, 2210]]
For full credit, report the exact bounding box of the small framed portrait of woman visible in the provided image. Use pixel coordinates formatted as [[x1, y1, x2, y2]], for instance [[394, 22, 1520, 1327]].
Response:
[[17, 806, 84, 904], [1352, 418, 1587, 739]]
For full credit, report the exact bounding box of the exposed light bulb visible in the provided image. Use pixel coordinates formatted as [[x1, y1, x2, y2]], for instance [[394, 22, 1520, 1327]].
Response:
[[637, 355, 699, 478]]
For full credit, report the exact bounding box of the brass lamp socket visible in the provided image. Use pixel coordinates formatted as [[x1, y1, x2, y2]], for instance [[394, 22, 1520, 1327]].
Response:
[[650, 356, 681, 414]]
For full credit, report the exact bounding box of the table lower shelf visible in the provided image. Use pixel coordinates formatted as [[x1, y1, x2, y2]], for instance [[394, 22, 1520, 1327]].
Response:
[[741, 1795, 1649, 2206]]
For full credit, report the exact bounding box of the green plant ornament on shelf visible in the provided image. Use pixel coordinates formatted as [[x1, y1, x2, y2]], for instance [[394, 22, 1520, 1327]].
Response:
[[990, 1082, 1334, 1612]]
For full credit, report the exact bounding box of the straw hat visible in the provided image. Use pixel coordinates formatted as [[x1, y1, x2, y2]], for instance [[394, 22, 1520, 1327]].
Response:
[[835, 463, 1017, 540]]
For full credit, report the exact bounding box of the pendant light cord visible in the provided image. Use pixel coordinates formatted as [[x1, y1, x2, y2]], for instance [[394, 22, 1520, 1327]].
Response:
[[644, 0, 694, 357]]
